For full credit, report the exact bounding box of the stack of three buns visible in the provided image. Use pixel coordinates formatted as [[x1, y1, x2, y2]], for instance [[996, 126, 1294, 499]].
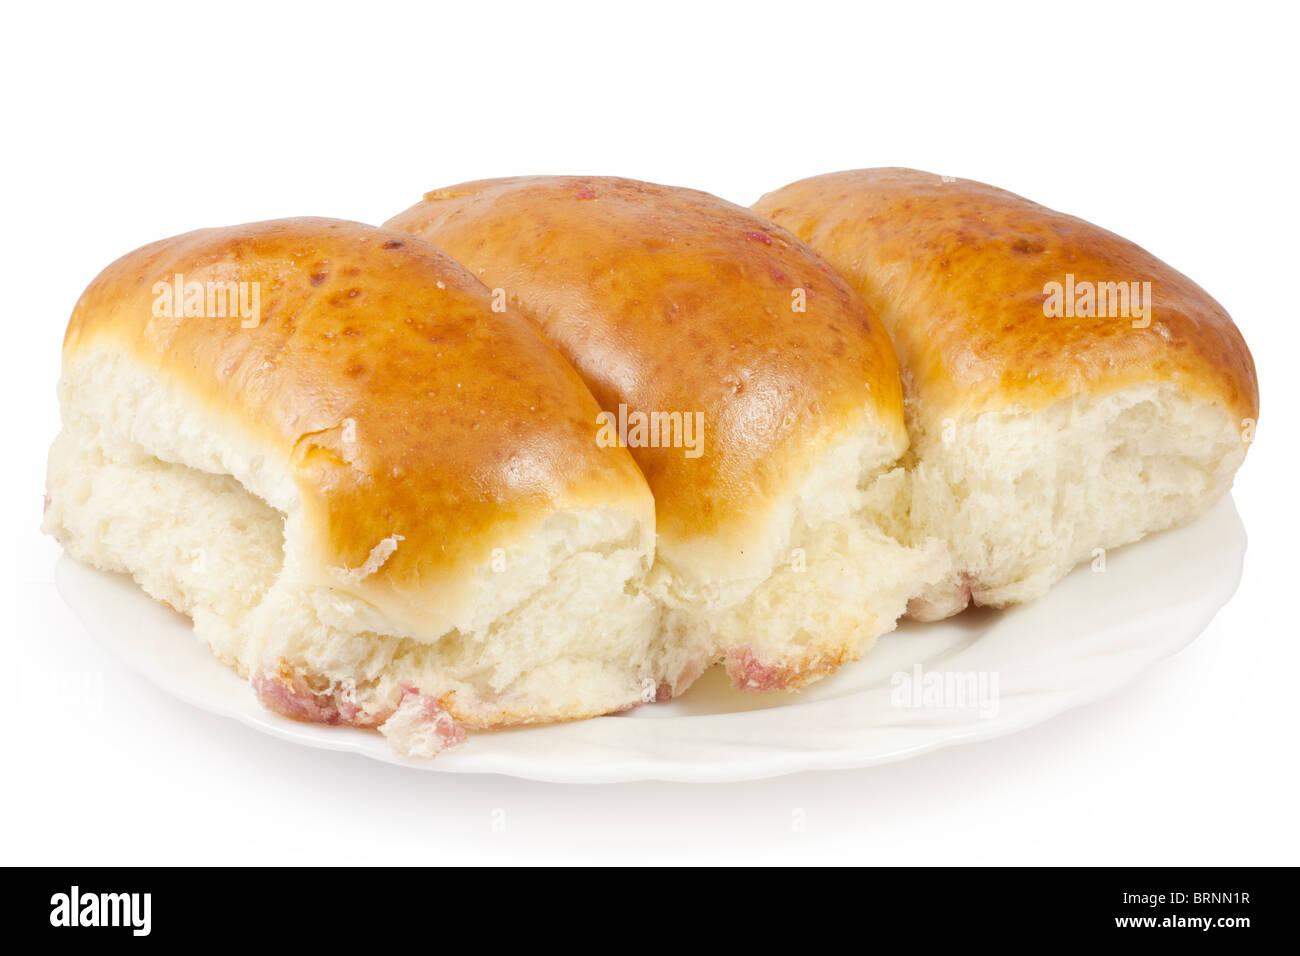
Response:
[[43, 170, 1257, 756]]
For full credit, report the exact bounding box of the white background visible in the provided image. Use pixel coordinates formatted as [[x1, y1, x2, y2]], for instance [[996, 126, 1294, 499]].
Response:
[[3, 2, 1295, 864]]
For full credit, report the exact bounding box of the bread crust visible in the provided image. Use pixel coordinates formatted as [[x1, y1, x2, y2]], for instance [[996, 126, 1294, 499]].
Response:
[[62, 217, 654, 634], [386, 177, 906, 557], [753, 168, 1258, 428]]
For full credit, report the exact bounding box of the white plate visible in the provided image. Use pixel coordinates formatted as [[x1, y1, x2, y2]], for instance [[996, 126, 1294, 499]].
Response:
[[55, 495, 1245, 783]]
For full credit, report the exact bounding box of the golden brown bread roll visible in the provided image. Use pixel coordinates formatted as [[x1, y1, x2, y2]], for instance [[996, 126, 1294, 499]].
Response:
[[754, 168, 1258, 617], [43, 218, 688, 755], [387, 177, 945, 690]]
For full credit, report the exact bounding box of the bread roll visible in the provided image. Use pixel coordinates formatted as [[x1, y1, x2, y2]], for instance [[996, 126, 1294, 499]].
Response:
[[387, 177, 946, 691], [42, 218, 693, 756], [754, 168, 1258, 618]]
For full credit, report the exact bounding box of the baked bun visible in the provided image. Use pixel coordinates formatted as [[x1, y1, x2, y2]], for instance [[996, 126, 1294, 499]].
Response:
[[387, 177, 946, 690], [42, 218, 691, 756], [754, 168, 1258, 618]]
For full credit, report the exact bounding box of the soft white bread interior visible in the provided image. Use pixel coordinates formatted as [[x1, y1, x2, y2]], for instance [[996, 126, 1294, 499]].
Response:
[[649, 427, 943, 691], [387, 177, 947, 691], [755, 168, 1258, 618], [43, 218, 694, 756], [902, 385, 1248, 618]]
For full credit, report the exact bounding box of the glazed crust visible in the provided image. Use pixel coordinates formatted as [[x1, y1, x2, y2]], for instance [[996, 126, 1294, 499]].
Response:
[[63, 218, 652, 627], [753, 168, 1259, 428], [386, 177, 905, 550]]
